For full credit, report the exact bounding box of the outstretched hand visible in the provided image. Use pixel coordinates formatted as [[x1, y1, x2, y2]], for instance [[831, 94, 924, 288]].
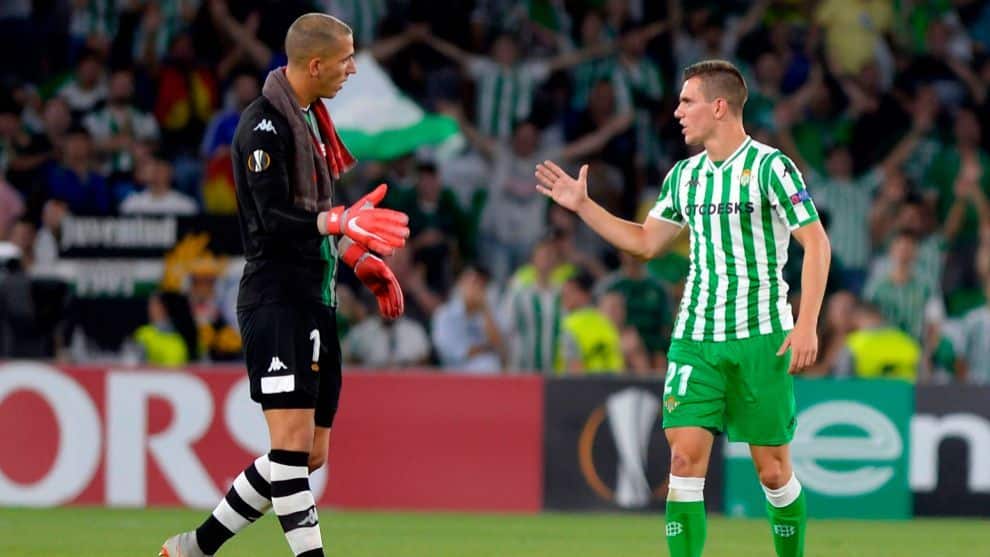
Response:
[[535, 160, 589, 213]]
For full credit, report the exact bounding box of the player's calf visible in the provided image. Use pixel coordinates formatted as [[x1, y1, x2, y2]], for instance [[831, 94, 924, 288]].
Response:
[[762, 474, 806, 557], [666, 474, 707, 557], [271, 449, 325, 557], [752, 446, 806, 557], [664, 428, 714, 557], [193, 455, 273, 555]]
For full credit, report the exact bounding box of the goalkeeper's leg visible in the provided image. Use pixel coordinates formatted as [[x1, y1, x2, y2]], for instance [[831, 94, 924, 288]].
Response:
[[160, 429, 331, 557]]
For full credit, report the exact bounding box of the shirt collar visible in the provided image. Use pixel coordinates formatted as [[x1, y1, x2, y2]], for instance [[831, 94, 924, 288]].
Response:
[[704, 135, 752, 174]]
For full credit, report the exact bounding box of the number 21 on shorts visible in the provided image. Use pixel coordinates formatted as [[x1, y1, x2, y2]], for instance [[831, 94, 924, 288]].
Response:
[[664, 362, 693, 396]]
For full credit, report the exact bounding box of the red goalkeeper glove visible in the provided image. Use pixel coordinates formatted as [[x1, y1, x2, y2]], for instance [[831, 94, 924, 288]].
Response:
[[318, 184, 409, 256], [341, 242, 404, 319]]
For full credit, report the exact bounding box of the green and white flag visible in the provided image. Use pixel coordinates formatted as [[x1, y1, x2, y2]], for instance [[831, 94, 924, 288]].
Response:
[[325, 52, 462, 161]]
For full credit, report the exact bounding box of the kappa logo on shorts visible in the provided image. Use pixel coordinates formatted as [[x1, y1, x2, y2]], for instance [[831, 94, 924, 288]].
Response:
[[665, 522, 684, 537], [247, 150, 271, 173], [267, 356, 288, 372], [253, 118, 277, 134]]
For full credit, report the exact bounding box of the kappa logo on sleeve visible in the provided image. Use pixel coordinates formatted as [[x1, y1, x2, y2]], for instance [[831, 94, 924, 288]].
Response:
[[253, 118, 277, 134], [247, 150, 271, 173]]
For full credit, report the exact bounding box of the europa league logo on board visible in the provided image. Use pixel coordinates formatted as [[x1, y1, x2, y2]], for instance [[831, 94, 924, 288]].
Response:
[[578, 387, 670, 508]]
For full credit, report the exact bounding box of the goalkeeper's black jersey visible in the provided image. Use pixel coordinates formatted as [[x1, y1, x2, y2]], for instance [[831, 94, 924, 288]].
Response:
[[233, 97, 338, 309]]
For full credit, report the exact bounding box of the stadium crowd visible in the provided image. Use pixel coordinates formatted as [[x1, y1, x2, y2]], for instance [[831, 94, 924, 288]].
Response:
[[0, 0, 989, 383]]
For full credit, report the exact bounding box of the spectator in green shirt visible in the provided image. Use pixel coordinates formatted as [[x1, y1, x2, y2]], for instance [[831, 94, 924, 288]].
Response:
[[594, 250, 672, 366], [387, 161, 469, 293], [927, 110, 990, 315], [863, 229, 945, 346]]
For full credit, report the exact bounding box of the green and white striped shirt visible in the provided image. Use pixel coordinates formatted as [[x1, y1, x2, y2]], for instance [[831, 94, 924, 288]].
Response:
[[131, 0, 199, 62], [69, 0, 118, 41], [862, 273, 940, 341], [619, 56, 664, 168], [809, 168, 881, 270], [961, 306, 990, 384], [570, 58, 632, 113], [502, 283, 561, 373], [467, 57, 551, 139], [649, 137, 819, 342], [303, 106, 339, 307], [82, 106, 160, 174], [319, 0, 386, 47]]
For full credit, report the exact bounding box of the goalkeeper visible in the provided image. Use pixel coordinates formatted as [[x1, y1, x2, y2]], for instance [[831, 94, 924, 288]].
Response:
[[161, 13, 407, 557]]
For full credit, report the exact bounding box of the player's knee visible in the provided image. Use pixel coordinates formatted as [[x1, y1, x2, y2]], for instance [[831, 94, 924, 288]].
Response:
[[758, 463, 787, 488], [269, 421, 315, 453], [307, 451, 326, 472], [669, 450, 704, 476]]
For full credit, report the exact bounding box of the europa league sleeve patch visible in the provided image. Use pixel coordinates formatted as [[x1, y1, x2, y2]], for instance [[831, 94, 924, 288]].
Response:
[[247, 149, 271, 173]]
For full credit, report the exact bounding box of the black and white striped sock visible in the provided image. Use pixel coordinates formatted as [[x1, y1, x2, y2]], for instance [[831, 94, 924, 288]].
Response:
[[270, 449, 324, 557], [195, 455, 273, 555]]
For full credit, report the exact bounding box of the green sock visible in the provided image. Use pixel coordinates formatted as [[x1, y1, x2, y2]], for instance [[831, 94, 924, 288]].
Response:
[[665, 500, 706, 557], [766, 490, 806, 557]]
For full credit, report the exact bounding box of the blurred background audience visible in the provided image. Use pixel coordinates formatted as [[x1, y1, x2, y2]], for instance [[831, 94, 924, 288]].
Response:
[[0, 0, 988, 383]]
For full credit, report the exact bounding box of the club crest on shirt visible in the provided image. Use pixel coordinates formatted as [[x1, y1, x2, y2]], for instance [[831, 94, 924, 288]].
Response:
[[740, 168, 751, 185], [247, 149, 271, 173]]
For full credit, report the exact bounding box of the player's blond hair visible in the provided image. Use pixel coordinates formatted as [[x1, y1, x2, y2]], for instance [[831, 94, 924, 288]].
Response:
[[683, 60, 748, 113], [285, 13, 352, 65]]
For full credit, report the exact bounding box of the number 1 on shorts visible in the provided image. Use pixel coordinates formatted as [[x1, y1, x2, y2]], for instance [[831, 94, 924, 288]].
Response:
[[309, 329, 320, 363]]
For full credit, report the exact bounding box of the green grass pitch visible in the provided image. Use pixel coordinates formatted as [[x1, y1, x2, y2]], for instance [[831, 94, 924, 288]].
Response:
[[0, 507, 985, 557]]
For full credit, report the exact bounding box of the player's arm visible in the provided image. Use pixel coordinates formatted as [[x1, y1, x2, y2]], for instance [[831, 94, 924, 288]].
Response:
[[543, 37, 618, 74], [559, 112, 634, 162], [239, 121, 325, 239], [367, 24, 422, 63], [534, 160, 682, 259], [765, 153, 831, 372], [420, 32, 472, 68], [791, 219, 831, 335], [437, 101, 497, 160]]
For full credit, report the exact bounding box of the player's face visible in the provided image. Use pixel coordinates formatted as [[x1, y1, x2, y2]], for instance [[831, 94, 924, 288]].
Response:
[[317, 34, 357, 98], [674, 77, 716, 146]]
